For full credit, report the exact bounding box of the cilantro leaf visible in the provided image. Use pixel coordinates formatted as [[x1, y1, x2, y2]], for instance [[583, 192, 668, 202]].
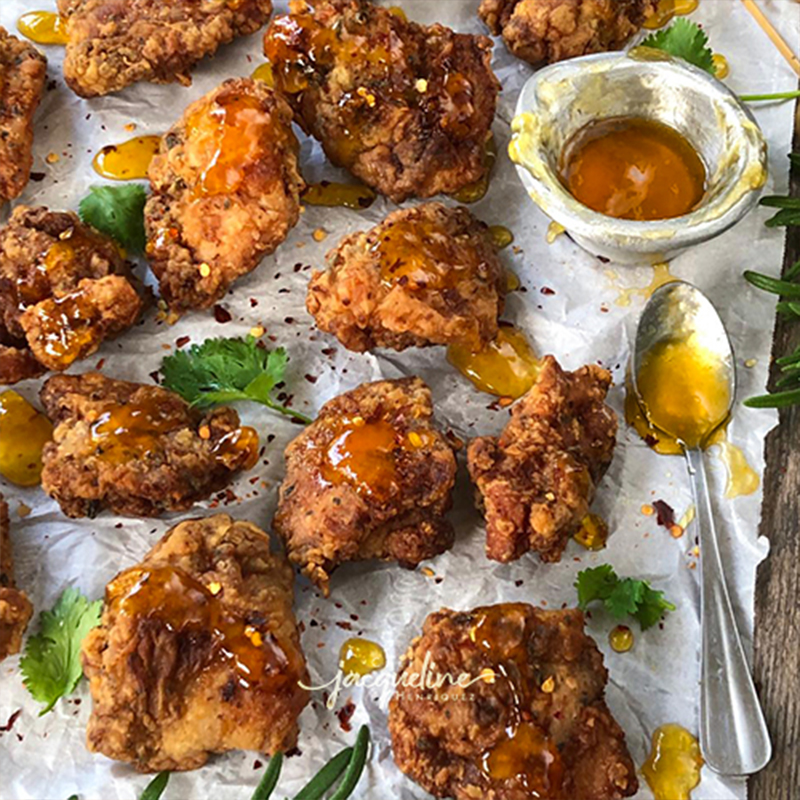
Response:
[[161, 336, 311, 424], [20, 587, 102, 715], [641, 18, 715, 75], [575, 566, 675, 630], [79, 184, 147, 254]]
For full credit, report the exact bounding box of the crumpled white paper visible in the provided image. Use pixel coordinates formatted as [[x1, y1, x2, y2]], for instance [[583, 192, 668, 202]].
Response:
[[0, 1, 798, 798]]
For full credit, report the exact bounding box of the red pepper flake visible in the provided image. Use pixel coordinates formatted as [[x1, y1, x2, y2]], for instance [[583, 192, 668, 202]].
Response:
[[175, 336, 190, 348], [213, 305, 232, 323], [337, 701, 356, 733], [304, 374, 318, 384], [652, 499, 676, 529], [541, 286, 555, 295], [253, 759, 263, 770]]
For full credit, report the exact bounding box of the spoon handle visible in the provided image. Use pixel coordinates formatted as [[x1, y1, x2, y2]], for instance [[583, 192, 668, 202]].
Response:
[[685, 447, 772, 775]]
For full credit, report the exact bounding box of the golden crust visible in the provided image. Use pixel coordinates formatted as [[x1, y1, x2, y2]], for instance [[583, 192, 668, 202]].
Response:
[[479, 0, 655, 65], [389, 604, 638, 800], [273, 377, 458, 595], [0, 27, 47, 203], [40, 372, 258, 518], [0, 206, 143, 384], [58, 0, 274, 97], [0, 494, 33, 661], [82, 514, 309, 772], [145, 78, 304, 312], [468, 356, 617, 563], [307, 203, 506, 352], [265, 0, 500, 203]]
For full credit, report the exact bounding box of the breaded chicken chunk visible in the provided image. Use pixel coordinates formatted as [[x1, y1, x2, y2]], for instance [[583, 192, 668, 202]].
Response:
[[82, 514, 309, 772], [389, 604, 638, 800], [468, 356, 616, 564], [274, 378, 458, 595], [307, 203, 506, 353], [40, 373, 260, 518], [0, 494, 33, 661], [145, 78, 304, 312], [57, 0, 274, 97], [264, 0, 500, 203], [0, 28, 47, 203], [479, 0, 655, 66], [0, 206, 143, 385]]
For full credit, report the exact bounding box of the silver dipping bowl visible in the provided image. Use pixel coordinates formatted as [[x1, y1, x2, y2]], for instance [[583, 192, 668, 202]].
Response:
[[510, 49, 768, 265]]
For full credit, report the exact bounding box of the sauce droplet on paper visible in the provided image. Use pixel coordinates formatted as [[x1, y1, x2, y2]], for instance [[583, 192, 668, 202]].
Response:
[[93, 135, 161, 181], [613, 263, 678, 308], [609, 625, 635, 653], [449, 136, 497, 204], [302, 181, 376, 210], [573, 513, 609, 551], [339, 637, 386, 677], [17, 11, 67, 45], [643, 0, 699, 30], [0, 390, 53, 487], [642, 724, 704, 800], [251, 62, 275, 86], [447, 325, 539, 399], [487, 225, 514, 250]]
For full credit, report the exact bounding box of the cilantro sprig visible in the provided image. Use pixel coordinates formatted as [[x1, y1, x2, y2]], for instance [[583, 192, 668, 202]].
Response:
[[575, 565, 675, 630], [20, 588, 103, 715], [79, 184, 147, 254], [161, 336, 311, 424]]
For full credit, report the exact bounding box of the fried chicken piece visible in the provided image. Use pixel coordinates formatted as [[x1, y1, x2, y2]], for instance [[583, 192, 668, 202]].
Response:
[[264, 0, 500, 203], [0, 28, 47, 203], [57, 0, 274, 98], [145, 78, 304, 312], [274, 377, 458, 595], [479, 0, 655, 65], [307, 203, 506, 353], [468, 356, 617, 564], [0, 494, 34, 661], [40, 373, 260, 518], [0, 206, 143, 384], [389, 604, 638, 800], [82, 513, 309, 772]]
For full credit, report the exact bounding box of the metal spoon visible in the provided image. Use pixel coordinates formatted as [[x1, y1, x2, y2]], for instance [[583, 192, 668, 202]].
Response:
[[632, 280, 772, 776]]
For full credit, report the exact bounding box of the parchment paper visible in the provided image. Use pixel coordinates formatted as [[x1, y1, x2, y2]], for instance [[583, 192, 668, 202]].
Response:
[[0, 2, 798, 798]]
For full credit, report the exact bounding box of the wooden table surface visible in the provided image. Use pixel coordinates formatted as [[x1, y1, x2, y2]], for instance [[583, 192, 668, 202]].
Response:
[[750, 100, 800, 799]]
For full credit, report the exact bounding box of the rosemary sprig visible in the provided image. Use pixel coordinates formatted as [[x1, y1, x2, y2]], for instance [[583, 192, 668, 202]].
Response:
[[140, 773, 170, 800], [293, 746, 354, 800], [252, 754, 283, 800]]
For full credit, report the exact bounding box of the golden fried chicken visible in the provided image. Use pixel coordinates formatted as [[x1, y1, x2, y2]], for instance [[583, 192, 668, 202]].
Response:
[[0, 494, 33, 661], [57, 0, 274, 97], [0, 206, 143, 385], [274, 377, 458, 595], [264, 0, 500, 203], [145, 78, 304, 312], [0, 28, 47, 203], [82, 514, 309, 772], [389, 604, 638, 800], [479, 0, 656, 66], [40, 373, 259, 519], [468, 356, 617, 563], [307, 203, 506, 353]]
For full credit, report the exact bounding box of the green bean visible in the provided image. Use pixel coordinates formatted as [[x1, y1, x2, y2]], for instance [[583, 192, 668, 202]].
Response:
[[140, 772, 169, 800], [329, 726, 370, 800], [293, 747, 354, 800], [252, 754, 283, 800]]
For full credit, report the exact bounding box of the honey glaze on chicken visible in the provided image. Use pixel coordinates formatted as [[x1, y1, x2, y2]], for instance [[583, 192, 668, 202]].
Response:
[[110, 565, 288, 689]]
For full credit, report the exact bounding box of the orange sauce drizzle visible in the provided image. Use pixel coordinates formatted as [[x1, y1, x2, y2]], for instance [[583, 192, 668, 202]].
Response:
[[111, 565, 286, 688], [0, 390, 53, 487], [560, 117, 706, 221], [32, 288, 101, 368], [92, 135, 161, 181]]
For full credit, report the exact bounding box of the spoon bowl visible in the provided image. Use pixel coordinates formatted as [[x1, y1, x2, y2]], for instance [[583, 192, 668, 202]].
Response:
[[632, 280, 772, 776]]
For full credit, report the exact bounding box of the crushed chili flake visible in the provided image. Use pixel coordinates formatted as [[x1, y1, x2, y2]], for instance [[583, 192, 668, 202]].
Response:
[[213, 305, 232, 323], [652, 499, 676, 529], [337, 701, 356, 733]]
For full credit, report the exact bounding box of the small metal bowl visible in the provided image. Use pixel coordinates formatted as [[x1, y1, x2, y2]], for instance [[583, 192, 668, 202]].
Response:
[[509, 50, 768, 265]]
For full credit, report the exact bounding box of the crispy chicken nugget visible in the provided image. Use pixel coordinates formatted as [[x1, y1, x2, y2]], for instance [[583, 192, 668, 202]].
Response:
[[0, 27, 47, 203], [82, 514, 309, 772], [0, 207, 143, 385], [274, 377, 458, 595], [40, 373, 260, 518], [468, 356, 617, 563], [0, 494, 34, 661], [57, 0, 274, 97], [265, 0, 500, 203], [307, 203, 506, 353], [145, 78, 304, 312], [479, 0, 655, 65], [389, 604, 638, 800]]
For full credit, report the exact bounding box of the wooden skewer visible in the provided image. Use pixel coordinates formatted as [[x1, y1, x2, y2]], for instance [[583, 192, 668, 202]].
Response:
[[739, 0, 800, 77]]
